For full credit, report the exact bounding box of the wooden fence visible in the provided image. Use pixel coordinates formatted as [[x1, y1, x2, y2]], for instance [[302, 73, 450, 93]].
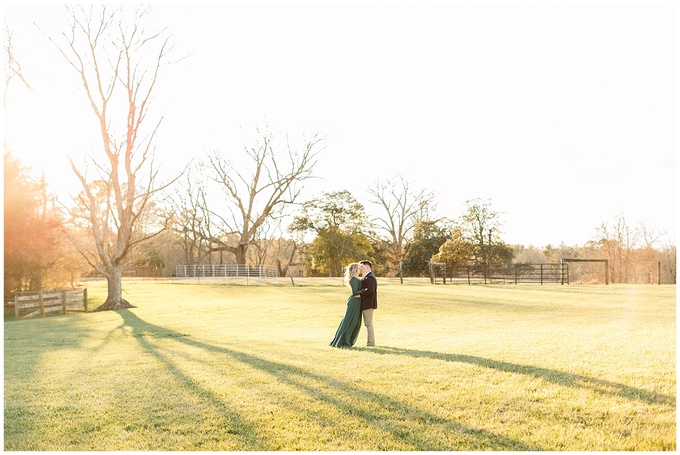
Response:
[[13, 289, 88, 320]]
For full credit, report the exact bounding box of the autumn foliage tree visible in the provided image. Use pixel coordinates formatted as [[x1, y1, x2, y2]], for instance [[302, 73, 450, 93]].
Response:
[[290, 190, 375, 277], [3, 152, 73, 295], [457, 198, 513, 265], [430, 198, 512, 272], [431, 226, 474, 266], [402, 219, 451, 276]]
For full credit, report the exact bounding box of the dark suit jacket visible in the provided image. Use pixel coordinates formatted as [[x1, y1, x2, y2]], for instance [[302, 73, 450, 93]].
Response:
[[359, 272, 377, 311]]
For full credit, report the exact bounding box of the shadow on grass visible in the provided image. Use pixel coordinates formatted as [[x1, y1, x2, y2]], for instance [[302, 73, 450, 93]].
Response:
[[367, 346, 675, 406], [118, 311, 265, 450], [118, 310, 540, 451]]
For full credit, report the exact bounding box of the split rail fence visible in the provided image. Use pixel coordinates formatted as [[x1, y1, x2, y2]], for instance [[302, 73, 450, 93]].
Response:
[[13, 289, 88, 320]]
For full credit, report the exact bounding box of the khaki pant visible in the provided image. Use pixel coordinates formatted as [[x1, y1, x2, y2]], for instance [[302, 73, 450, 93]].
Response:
[[362, 308, 375, 346]]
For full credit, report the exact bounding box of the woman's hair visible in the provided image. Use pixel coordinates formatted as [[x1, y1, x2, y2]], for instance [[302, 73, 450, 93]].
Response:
[[344, 262, 360, 288]]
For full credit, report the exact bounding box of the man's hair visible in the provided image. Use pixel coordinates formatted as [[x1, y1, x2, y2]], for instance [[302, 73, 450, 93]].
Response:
[[360, 260, 373, 268]]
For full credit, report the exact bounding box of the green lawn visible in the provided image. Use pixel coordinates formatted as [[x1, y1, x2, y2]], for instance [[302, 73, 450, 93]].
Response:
[[4, 278, 676, 450]]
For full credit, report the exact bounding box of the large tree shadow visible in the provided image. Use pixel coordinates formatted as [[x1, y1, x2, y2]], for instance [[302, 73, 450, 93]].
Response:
[[118, 310, 540, 450], [117, 311, 265, 449], [366, 346, 675, 406]]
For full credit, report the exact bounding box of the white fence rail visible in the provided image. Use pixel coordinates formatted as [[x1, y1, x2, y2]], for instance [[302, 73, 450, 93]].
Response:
[[175, 264, 279, 278]]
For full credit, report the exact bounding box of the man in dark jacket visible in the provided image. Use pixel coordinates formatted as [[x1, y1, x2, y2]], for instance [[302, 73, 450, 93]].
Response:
[[357, 260, 377, 346]]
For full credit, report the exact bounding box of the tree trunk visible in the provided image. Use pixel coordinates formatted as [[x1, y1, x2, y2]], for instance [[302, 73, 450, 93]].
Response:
[[28, 272, 42, 291], [235, 243, 248, 265], [94, 265, 135, 311]]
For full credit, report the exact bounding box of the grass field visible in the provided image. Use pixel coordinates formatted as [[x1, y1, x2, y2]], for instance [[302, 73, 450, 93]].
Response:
[[3, 278, 676, 451]]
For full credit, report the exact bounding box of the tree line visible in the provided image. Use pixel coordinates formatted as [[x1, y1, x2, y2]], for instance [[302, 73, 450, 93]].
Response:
[[5, 146, 676, 299], [4, 6, 676, 309]]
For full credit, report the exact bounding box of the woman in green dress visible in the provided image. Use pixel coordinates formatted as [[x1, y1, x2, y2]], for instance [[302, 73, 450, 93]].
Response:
[[330, 262, 366, 348]]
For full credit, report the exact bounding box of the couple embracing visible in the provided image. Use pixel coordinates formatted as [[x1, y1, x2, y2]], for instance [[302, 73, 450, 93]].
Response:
[[330, 260, 377, 348]]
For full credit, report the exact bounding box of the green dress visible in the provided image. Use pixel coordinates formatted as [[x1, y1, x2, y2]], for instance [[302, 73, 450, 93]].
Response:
[[330, 277, 366, 348]]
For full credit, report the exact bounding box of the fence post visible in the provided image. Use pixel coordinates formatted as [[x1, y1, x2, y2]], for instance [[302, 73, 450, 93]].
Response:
[[540, 264, 544, 285], [14, 295, 19, 320], [286, 266, 296, 286], [62, 291, 67, 315], [39, 291, 45, 318], [605, 260, 609, 285], [84, 288, 88, 312]]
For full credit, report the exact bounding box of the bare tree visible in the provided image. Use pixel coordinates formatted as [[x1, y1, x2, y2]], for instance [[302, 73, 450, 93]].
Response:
[[3, 21, 34, 109], [247, 218, 299, 276], [639, 220, 662, 283], [207, 128, 323, 264], [248, 218, 277, 265], [598, 214, 639, 283], [662, 233, 676, 284], [370, 174, 434, 281], [52, 5, 177, 310], [168, 168, 216, 265], [273, 238, 299, 277]]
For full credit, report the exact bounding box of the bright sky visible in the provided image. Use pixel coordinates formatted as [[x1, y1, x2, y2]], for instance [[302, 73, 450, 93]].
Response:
[[3, 1, 677, 247]]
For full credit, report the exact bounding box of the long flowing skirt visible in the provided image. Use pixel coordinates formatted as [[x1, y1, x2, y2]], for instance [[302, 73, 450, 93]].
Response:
[[330, 297, 362, 347]]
